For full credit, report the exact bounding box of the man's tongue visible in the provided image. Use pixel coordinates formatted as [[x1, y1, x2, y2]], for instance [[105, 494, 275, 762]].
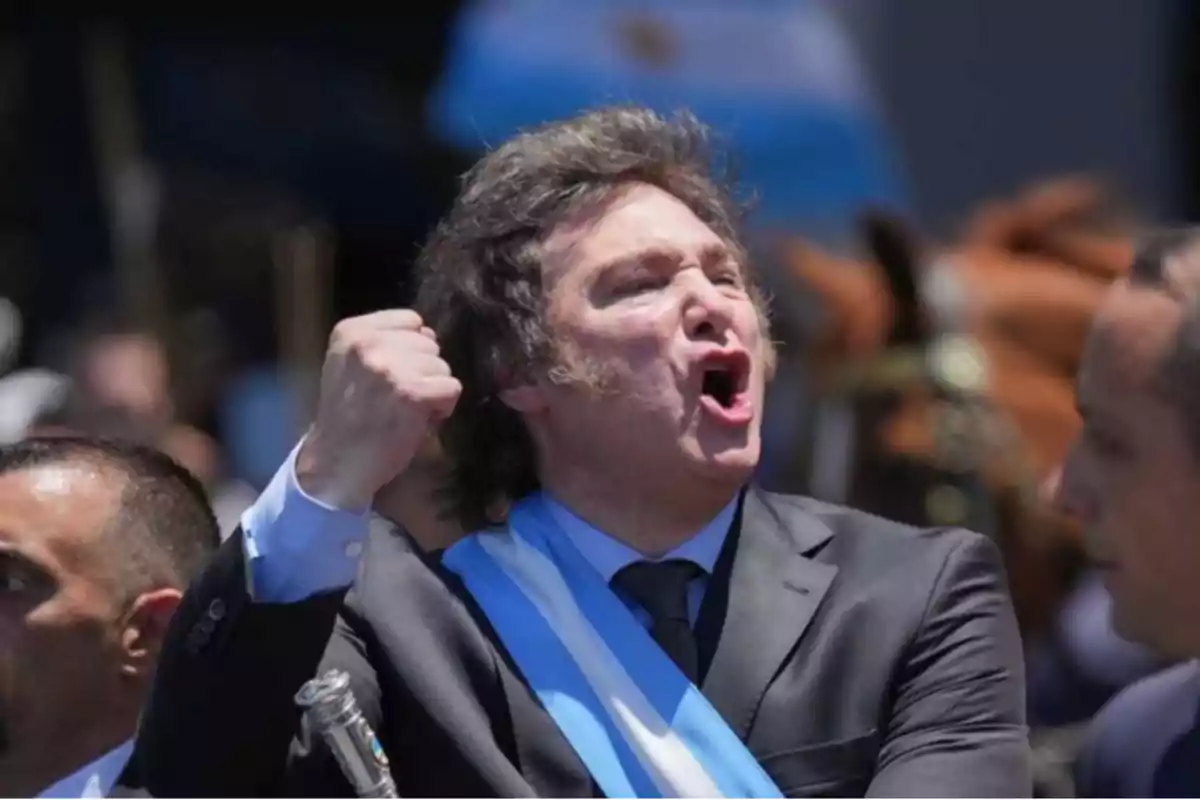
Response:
[[702, 369, 735, 408], [698, 367, 753, 426]]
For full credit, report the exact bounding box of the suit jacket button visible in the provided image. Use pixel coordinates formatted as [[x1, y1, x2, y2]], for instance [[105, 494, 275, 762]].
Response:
[[208, 598, 227, 621]]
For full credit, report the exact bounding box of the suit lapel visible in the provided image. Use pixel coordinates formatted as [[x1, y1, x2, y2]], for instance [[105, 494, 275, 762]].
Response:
[[495, 660, 601, 797], [700, 487, 838, 741], [436, 564, 598, 798]]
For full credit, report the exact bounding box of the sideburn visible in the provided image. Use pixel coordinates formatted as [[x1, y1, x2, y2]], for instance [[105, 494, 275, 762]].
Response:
[[545, 345, 622, 396]]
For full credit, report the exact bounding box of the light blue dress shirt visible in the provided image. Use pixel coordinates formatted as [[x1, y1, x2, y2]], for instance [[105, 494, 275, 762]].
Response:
[[240, 442, 373, 602], [543, 493, 733, 626], [240, 441, 736, 626], [36, 739, 133, 798]]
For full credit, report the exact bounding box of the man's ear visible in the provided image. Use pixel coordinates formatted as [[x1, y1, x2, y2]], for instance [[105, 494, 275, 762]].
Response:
[[118, 588, 183, 680]]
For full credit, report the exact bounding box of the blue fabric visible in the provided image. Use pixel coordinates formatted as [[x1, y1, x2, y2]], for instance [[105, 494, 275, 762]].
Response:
[[36, 739, 133, 798], [240, 442, 371, 602], [446, 537, 659, 797], [428, 0, 907, 230], [442, 493, 782, 798]]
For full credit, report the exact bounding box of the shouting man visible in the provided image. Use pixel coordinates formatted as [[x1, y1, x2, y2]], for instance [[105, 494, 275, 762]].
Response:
[[135, 107, 1029, 797]]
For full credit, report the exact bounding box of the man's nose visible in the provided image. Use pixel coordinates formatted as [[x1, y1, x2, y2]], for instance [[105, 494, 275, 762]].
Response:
[[681, 272, 735, 340]]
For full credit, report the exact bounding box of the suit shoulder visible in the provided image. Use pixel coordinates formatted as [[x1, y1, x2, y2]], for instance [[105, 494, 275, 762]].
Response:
[[756, 490, 989, 559], [1077, 661, 1200, 796], [1089, 661, 1200, 745]]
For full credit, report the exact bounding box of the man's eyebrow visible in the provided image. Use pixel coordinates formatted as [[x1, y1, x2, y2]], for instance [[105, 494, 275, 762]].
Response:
[[698, 242, 734, 263], [594, 248, 671, 274], [595, 242, 734, 272]]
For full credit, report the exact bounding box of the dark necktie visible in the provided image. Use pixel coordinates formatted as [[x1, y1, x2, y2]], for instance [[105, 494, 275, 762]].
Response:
[[610, 559, 704, 683]]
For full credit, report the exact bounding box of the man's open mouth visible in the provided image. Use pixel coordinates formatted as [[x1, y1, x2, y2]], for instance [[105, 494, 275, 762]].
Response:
[[702, 368, 737, 408], [698, 351, 751, 411]]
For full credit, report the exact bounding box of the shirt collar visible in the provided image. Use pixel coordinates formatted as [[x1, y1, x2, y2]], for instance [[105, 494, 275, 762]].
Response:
[[541, 491, 738, 583], [37, 739, 133, 799]]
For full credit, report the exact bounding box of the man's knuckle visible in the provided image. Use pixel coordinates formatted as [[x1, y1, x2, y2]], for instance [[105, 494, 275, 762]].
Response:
[[358, 346, 393, 376], [413, 334, 440, 356], [384, 372, 418, 400], [422, 356, 451, 377]]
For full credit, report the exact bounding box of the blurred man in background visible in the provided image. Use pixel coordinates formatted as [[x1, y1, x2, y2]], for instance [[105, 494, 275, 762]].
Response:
[[0, 436, 218, 797], [28, 317, 257, 538], [1054, 229, 1200, 796]]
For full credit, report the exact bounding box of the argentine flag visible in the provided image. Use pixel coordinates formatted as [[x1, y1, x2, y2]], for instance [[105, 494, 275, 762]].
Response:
[[428, 0, 909, 235]]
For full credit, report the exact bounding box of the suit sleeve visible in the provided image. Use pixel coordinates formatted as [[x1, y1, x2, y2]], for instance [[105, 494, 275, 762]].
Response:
[[135, 525, 385, 797], [134, 435, 390, 797], [867, 531, 1033, 798], [282, 609, 387, 797]]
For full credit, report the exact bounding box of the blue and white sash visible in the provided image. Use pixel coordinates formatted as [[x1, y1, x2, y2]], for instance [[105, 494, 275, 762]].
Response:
[[442, 494, 783, 798]]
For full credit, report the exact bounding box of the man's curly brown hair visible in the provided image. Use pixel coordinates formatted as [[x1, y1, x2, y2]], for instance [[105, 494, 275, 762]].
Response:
[[414, 106, 771, 531]]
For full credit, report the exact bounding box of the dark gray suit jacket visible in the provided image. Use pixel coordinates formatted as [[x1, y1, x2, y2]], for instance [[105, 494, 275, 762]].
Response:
[[133, 488, 1031, 797], [1074, 661, 1200, 797]]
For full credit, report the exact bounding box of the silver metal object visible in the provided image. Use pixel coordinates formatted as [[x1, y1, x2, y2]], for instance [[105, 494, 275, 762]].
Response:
[[296, 669, 398, 798]]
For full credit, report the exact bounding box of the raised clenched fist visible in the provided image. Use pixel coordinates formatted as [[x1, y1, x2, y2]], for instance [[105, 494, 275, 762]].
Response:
[[295, 310, 462, 512]]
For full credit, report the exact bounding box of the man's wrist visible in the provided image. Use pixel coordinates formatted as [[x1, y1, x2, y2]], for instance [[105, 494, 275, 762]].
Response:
[[294, 431, 374, 513], [241, 439, 372, 602]]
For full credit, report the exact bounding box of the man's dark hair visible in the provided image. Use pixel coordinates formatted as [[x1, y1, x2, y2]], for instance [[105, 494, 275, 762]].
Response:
[[1127, 227, 1200, 454], [0, 436, 219, 598], [415, 105, 766, 531]]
